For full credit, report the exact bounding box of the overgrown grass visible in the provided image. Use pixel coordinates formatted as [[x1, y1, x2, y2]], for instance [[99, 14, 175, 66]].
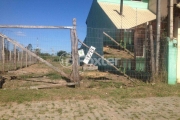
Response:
[[19, 71, 62, 80], [0, 82, 180, 103]]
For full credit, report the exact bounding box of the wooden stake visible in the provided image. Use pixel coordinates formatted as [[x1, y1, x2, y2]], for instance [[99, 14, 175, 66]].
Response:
[[9, 51, 11, 61], [21, 51, 23, 68], [14, 45, 17, 69]]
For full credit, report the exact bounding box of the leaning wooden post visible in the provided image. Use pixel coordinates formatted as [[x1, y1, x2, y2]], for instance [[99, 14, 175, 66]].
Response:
[[149, 25, 155, 81], [71, 18, 80, 86]]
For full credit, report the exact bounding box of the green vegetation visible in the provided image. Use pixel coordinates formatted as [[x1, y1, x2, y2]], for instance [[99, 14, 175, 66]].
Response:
[[45, 72, 62, 80], [0, 82, 179, 103]]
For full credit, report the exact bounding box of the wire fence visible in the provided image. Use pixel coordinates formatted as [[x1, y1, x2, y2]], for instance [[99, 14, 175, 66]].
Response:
[[0, 34, 37, 72], [0, 0, 172, 85], [0, 24, 169, 83], [79, 26, 168, 82]]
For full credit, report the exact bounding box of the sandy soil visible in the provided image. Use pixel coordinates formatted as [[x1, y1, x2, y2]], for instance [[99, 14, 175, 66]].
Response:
[[103, 47, 133, 59]]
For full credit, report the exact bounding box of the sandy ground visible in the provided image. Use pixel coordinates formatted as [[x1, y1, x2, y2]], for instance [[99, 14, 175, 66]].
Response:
[[1, 64, 180, 120], [0, 97, 180, 120]]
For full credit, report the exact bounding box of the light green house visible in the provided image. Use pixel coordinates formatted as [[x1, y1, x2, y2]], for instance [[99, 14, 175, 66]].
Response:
[[82, 0, 156, 78]]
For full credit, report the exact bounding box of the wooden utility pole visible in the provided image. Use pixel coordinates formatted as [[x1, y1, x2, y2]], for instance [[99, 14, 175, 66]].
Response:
[[156, 0, 161, 73], [149, 25, 155, 81], [168, 0, 173, 38], [71, 18, 80, 86]]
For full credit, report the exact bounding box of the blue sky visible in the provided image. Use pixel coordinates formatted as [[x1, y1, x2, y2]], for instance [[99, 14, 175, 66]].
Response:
[[0, 0, 93, 54]]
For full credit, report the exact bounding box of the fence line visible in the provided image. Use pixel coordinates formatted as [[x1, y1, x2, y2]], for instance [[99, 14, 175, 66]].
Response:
[[0, 24, 169, 83], [0, 34, 37, 72]]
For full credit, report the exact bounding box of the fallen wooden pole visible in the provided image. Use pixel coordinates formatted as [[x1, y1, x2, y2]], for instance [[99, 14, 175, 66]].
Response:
[[30, 84, 67, 89], [78, 39, 135, 83], [103, 32, 134, 57]]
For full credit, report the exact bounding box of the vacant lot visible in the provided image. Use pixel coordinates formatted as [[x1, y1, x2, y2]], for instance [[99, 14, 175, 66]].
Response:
[[0, 63, 180, 120]]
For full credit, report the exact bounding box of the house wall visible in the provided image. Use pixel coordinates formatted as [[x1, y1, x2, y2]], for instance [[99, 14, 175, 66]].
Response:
[[177, 18, 180, 83], [84, 0, 148, 73], [85, 0, 117, 58], [148, 0, 177, 18]]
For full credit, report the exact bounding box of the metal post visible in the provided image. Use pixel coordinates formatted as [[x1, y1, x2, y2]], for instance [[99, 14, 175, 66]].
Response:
[[120, 0, 123, 15], [168, 0, 173, 38], [156, 0, 161, 73]]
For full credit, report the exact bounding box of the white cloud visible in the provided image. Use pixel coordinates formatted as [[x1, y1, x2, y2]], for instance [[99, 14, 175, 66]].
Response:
[[15, 31, 26, 36]]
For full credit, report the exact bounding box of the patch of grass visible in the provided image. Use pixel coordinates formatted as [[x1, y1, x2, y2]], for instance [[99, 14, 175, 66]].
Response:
[[57, 108, 62, 114], [0, 82, 180, 103], [45, 72, 62, 80], [0, 89, 49, 103], [88, 81, 122, 88]]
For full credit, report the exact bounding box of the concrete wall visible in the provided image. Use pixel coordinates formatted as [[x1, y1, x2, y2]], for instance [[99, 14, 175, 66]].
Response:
[[148, 0, 177, 18], [177, 19, 180, 83]]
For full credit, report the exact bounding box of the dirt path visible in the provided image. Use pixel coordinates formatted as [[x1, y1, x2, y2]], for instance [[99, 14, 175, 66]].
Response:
[[0, 97, 180, 120]]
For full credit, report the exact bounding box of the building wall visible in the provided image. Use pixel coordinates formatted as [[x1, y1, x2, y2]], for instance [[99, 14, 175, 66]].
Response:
[[148, 0, 177, 18], [177, 18, 180, 83], [85, 0, 117, 58]]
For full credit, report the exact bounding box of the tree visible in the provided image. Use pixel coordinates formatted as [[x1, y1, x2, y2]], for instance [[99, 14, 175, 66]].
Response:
[[40, 52, 50, 56], [34, 48, 41, 55], [57, 50, 67, 56], [27, 44, 33, 51]]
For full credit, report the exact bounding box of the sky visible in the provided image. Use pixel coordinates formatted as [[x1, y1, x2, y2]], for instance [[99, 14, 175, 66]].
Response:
[[0, 0, 93, 54]]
